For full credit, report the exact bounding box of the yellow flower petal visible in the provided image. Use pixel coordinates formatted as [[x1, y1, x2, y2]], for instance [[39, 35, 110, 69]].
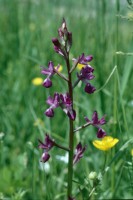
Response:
[[77, 62, 92, 70], [32, 77, 43, 86], [77, 63, 85, 70], [93, 140, 108, 151], [93, 136, 119, 151], [55, 65, 63, 72], [131, 149, 133, 156]]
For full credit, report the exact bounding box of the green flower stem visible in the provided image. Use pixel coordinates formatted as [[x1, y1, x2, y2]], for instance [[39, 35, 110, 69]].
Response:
[[74, 122, 91, 133], [72, 78, 80, 89], [66, 54, 74, 198], [111, 0, 120, 196], [54, 68, 69, 82], [69, 59, 78, 73], [89, 187, 96, 198], [54, 142, 70, 152], [102, 151, 108, 172], [67, 118, 74, 197]]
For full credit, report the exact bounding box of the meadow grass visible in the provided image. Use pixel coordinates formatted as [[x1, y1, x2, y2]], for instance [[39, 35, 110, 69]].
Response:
[[0, 0, 133, 199]]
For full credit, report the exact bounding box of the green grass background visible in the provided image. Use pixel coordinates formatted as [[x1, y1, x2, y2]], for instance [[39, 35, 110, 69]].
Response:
[[0, 0, 133, 199]]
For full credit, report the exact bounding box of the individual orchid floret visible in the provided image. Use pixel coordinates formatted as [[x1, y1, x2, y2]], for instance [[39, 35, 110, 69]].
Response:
[[92, 111, 106, 125], [60, 93, 76, 120], [78, 65, 94, 81], [52, 38, 65, 56], [85, 111, 106, 138], [45, 108, 54, 117], [84, 83, 96, 94], [73, 142, 86, 165], [85, 111, 106, 126], [97, 128, 106, 138], [41, 61, 55, 88], [72, 53, 93, 72], [45, 93, 60, 117], [73, 53, 93, 66], [78, 53, 93, 65], [38, 134, 55, 151], [40, 152, 50, 163]]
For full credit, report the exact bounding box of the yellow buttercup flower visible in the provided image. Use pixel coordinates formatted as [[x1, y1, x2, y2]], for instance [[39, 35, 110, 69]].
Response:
[[32, 77, 43, 86], [93, 136, 119, 151]]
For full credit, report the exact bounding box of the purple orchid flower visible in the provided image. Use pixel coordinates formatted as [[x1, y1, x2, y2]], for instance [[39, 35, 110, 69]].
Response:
[[84, 83, 96, 94], [76, 61, 96, 94], [40, 152, 50, 163], [85, 111, 106, 126], [85, 111, 106, 138], [52, 38, 65, 56], [41, 61, 55, 88], [38, 134, 55, 151], [52, 18, 72, 56], [78, 65, 94, 81], [60, 93, 76, 120], [45, 93, 60, 117], [73, 142, 86, 165], [97, 128, 106, 138], [91, 111, 106, 125], [58, 18, 72, 51], [73, 53, 93, 65], [38, 134, 55, 163], [78, 53, 93, 65]]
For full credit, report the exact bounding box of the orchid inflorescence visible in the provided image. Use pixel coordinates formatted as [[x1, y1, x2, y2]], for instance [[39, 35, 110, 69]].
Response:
[[38, 18, 119, 199]]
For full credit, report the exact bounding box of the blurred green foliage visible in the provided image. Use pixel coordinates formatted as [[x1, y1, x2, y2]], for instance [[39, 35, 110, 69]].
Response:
[[0, 0, 133, 199]]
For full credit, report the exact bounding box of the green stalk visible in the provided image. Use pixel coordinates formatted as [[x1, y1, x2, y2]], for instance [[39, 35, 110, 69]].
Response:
[[67, 118, 74, 197], [111, 0, 120, 197], [66, 54, 74, 198]]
